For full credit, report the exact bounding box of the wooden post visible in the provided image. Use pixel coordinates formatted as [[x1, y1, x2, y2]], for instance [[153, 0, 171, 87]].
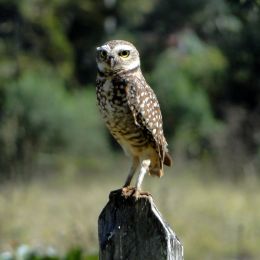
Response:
[[98, 189, 183, 260]]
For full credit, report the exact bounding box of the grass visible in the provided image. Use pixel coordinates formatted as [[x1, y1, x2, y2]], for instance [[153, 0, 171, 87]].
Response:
[[0, 155, 259, 260]]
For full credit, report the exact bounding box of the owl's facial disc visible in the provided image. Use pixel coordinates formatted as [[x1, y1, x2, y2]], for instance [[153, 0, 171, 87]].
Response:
[[96, 41, 140, 73]]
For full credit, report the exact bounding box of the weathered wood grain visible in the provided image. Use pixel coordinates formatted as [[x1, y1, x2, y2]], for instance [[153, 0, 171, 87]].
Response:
[[98, 189, 183, 260]]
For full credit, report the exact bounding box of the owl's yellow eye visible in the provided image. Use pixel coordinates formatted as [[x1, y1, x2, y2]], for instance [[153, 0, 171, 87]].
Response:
[[100, 50, 107, 59], [119, 50, 130, 58]]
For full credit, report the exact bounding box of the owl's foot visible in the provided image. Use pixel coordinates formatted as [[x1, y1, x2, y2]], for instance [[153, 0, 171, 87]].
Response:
[[122, 186, 151, 200]]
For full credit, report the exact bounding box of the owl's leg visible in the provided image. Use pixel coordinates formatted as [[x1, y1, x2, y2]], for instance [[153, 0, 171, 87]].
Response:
[[122, 158, 150, 198], [135, 159, 151, 191], [123, 156, 139, 187]]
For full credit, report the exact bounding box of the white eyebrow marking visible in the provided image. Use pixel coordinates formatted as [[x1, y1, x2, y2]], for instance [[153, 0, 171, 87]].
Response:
[[97, 44, 111, 51], [113, 44, 134, 52]]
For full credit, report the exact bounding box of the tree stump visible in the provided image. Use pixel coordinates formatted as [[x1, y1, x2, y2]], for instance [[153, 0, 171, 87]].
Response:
[[98, 189, 183, 260]]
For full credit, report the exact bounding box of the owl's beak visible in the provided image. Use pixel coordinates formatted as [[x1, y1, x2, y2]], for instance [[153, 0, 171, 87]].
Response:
[[107, 55, 115, 68]]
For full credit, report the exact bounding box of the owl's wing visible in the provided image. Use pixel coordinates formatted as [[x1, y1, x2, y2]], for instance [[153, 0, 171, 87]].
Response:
[[124, 75, 170, 163]]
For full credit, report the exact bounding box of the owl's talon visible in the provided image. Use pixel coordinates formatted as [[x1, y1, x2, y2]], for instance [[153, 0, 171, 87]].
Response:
[[121, 187, 151, 199], [132, 189, 151, 200], [121, 186, 135, 197]]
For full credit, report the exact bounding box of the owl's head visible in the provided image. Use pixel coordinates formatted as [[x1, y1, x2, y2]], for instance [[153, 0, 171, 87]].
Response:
[[96, 40, 140, 74]]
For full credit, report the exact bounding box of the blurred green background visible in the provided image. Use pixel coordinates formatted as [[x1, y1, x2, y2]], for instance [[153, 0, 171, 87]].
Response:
[[0, 0, 260, 259]]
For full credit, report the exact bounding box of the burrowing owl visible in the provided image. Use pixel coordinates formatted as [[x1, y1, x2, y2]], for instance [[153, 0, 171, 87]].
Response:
[[96, 40, 172, 195]]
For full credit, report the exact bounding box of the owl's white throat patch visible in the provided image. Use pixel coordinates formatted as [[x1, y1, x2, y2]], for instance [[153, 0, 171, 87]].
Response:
[[97, 63, 109, 73], [122, 59, 140, 71]]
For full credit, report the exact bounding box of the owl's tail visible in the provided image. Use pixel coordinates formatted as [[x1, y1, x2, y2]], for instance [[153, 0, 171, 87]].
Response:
[[149, 152, 173, 177], [149, 167, 163, 177], [164, 152, 172, 167]]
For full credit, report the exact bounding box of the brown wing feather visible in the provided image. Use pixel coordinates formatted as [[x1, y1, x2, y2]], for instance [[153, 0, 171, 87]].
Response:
[[124, 75, 172, 166]]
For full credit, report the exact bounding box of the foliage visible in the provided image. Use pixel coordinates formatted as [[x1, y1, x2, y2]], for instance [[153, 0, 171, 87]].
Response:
[[151, 31, 226, 156], [0, 0, 259, 173], [0, 67, 108, 175], [0, 245, 98, 260]]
